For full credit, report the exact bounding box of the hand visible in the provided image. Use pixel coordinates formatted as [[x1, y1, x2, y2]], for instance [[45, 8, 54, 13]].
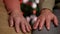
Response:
[[33, 9, 58, 30], [8, 11, 31, 33]]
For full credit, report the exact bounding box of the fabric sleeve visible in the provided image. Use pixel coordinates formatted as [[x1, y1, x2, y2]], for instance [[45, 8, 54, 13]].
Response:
[[39, 0, 55, 11]]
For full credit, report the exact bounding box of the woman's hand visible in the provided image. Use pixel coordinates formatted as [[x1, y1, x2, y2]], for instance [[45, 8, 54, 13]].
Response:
[[33, 9, 58, 30], [9, 11, 31, 33]]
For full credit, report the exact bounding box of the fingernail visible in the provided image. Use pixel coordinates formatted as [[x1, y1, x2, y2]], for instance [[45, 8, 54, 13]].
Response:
[[28, 30, 30, 33], [47, 27, 50, 30], [23, 30, 26, 33], [40, 27, 41, 30], [23, 32, 26, 33], [33, 27, 36, 29], [16, 31, 19, 33], [10, 25, 12, 27], [56, 23, 58, 26], [39, 27, 42, 30], [16, 30, 19, 33]]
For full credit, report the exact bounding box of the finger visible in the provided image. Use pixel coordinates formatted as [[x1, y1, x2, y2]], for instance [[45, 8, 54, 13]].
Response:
[[39, 18, 45, 30], [25, 24, 30, 32], [26, 19, 31, 30], [24, 20, 31, 32], [21, 23, 26, 33], [53, 16, 58, 26], [33, 19, 40, 29], [9, 17, 14, 27], [15, 20, 20, 33], [46, 19, 50, 30], [27, 23, 31, 30]]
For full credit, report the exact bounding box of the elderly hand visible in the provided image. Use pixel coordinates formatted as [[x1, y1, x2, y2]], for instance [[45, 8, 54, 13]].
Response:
[[33, 9, 58, 30], [8, 11, 31, 33]]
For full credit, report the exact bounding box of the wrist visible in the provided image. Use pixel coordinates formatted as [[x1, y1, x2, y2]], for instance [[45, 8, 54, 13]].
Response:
[[8, 9, 23, 15], [40, 8, 53, 14]]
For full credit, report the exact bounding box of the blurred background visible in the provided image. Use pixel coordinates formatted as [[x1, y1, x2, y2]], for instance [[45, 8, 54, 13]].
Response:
[[54, 0, 60, 9], [19, 0, 60, 17]]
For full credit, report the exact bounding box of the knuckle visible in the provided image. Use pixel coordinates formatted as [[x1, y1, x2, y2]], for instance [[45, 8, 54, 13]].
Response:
[[15, 23, 19, 25]]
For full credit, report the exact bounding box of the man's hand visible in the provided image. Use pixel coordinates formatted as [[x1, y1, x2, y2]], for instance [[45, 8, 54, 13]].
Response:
[[33, 9, 58, 30], [9, 11, 31, 33]]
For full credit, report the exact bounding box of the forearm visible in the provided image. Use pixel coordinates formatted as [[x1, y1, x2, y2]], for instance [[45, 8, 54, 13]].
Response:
[[4, 0, 22, 14], [39, 0, 55, 11]]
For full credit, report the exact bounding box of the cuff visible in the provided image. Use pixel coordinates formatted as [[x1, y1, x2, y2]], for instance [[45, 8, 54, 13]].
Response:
[[40, 0, 55, 11]]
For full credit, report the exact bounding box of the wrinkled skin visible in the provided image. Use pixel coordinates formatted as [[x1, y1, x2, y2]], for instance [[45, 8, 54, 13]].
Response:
[[9, 11, 31, 33], [33, 9, 58, 30], [9, 9, 58, 34]]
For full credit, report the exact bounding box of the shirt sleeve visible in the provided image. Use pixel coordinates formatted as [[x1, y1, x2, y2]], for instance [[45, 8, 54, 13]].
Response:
[[39, 0, 55, 11]]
